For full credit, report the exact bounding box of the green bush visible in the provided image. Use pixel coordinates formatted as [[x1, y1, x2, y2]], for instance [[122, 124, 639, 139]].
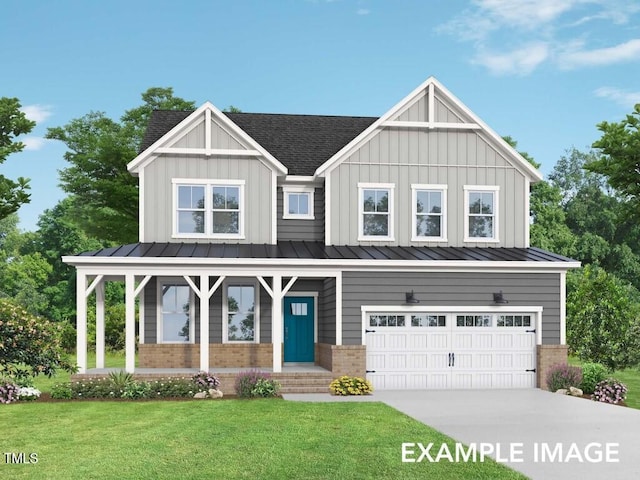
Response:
[[580, 363, 608, 394], [148, 378, 196, 398], [545, 364, 583, 392], [329, 376, 373, 396], [108, 371, 134, 389], [122, 381, 151, 399], [51, 383, 73, 399], [235, 370, 280, 398]]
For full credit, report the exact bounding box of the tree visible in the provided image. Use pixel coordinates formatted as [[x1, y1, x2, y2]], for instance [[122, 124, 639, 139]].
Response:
[[587, 104, 640, 219], [46, 88, 195, 244], [566, 265, 640, 371], [0, 97, 35, 219], [0, 299, 75, 381], [529, 181, 576, 257]]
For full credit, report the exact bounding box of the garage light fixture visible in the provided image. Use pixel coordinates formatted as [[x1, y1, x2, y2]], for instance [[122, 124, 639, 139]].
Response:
[[493, 291, 508, 304], [405, 290, 420, 304]]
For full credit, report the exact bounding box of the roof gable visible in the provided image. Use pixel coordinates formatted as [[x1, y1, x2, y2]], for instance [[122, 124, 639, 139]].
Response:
[[314, 76, 543, 182], [127, 102, 288, 175]]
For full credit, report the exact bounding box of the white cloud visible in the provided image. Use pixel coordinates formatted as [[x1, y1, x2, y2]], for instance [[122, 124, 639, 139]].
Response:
[[21, 104, 53, 124], [21, 136, 51, 151], [594, 86, 640, 108], [356, 8, 369, 15], [473, 43, 550, 76], [559, 38, 640, 68], [474, 0, 580, 29]]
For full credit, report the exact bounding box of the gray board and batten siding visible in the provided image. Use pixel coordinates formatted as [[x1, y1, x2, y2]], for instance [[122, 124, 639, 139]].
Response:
[[340, 271, 561, 345], [328, 128, 527, 248]]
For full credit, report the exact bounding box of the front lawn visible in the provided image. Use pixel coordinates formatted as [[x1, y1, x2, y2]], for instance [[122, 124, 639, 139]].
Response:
[[0, 400, 525, 480]]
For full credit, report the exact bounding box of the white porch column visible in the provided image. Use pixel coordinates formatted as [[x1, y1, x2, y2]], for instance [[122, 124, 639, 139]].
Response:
[[199, 274, 210, 371], [272, 275, 283, 373], [95, 280, 105, 369], [125, 273, 136, 373], [76, 271, 87, 374], [336, 272, 343, 346]]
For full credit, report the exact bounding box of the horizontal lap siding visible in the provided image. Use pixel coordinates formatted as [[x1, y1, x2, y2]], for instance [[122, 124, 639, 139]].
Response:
[[277, 187, 325, 241], [342, 272, 560, 345], [321, 278, 336, 344]]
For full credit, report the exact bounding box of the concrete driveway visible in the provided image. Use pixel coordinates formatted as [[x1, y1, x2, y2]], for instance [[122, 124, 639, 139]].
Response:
[[285, 389, 640, 479]]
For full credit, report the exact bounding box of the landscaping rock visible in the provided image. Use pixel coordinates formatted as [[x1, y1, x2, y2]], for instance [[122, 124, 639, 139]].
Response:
[[555, 389, 568, 395], [569, 387, 584, 397], [194, 392, 207, 399], [209, 389, 223, 398]]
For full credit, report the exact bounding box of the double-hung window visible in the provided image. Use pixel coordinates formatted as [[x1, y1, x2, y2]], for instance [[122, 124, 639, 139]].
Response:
[[282, 186, 314, 219], [412, 184, 447, 241], [158, 281, 193, 343], [358, 183, 394, 240], [464, 185, 499, 242], [173, 179, 244, 239], [224, 283, 258, 343]]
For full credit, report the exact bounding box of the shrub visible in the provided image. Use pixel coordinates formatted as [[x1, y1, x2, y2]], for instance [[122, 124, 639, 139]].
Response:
[[122, 381, 151, 399], [0, 381, 20, 404], [51, 383, 73, 399], [108, 371, 134, 389], [545, 364, 583, 392], [148, 378, 195, 398], [580, 363, 608, 394], [593, 379, 628, 404], [17, 386, 41, 401], [192, 371, 221, 392], [71, 377, 115, 399], [330, 376, 373, 396], [235, 370, 280, 398]]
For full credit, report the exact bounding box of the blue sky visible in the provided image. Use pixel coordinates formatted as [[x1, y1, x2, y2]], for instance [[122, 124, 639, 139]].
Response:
[[3, 0, 640, 231]]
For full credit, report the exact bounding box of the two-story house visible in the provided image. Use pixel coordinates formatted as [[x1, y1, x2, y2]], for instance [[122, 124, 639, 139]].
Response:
[[63, 77, 579, 391]]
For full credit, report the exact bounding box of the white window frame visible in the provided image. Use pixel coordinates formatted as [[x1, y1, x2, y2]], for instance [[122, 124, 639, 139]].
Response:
[[156, 278, 195, 344], [282, 186, 315, 220], [172, 178, 245, 240], [411, 184, 447, 242], [358, 182, 395, 241], [463, 185, 499, 243], [222, 279, 260, 344]]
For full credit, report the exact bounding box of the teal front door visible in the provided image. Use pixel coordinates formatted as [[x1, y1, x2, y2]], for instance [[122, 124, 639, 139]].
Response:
[[284, 296, 314, 362]]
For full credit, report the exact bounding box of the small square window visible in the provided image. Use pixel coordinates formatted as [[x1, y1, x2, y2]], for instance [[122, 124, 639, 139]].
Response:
[[283, 187, 314, 219]]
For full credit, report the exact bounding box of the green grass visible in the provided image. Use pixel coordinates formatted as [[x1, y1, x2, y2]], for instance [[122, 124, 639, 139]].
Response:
[[0, 400, 525, 480], [568, 357, 640, 408]]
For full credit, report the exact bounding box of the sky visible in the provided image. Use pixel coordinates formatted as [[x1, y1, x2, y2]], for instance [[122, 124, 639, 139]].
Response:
[[3, 0, 640, 231]]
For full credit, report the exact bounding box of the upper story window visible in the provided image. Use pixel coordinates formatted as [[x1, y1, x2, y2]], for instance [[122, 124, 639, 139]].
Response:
[[358, 183, 395, 241], [464, 185, 499, 242], [283, 186, 314, 220], [412, 184, 447, 241], [173, 179, 245, 239]]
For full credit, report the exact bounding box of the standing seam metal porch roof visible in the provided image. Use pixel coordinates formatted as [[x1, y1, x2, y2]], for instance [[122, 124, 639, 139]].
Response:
[[76, 241, 577, 263]]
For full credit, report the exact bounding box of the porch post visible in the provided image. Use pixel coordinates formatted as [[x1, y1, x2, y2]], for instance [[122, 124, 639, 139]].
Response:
[[76, 271, 87, 374], [336, 271, 343, 346], [272, 274, 282, 373], [95, 279, 105, 369], [199, 274, 210, 371], [125, 273, 136, 373]]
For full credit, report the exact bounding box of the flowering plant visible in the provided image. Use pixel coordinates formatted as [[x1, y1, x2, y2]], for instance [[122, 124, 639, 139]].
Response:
[[545, 363, 583, 392], [0, 381, 20, 404], [192, 371, 221, 391], [17, 386, 41, 401], [235, 370, 279, 398], [330, 376, 373, 396], [593, 379, 627, 404]]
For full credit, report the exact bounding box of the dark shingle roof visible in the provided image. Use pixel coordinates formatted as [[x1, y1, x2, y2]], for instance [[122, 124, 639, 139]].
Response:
[[77, 241, 578, 263], [140, 110, 377, 176]]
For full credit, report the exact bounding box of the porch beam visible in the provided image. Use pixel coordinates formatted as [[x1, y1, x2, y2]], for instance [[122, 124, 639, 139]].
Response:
[[200, 274, 210, 371], [183, 275, 201, 297], [281, 276, 298, 297], [133, 275, 153, 298], [207, 276, 225, 299], [85, 274, 104, 298], [76, 272, 88, 374], [125, 273, 136, 373], [256, 276, 274, 298], [95, 280, 105, 369], [272, 274, 283, 373]]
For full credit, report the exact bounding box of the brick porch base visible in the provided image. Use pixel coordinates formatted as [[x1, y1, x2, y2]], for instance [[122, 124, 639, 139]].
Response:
[[537, 344, 569, 390]]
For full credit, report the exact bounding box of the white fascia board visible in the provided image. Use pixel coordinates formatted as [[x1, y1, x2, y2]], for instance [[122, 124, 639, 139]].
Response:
[[361, 305, 544, 314], [127, 102, 288, 176], [429, 78, 543, 182], [315, 76, 438, 177], [62, 255, 581, 271]]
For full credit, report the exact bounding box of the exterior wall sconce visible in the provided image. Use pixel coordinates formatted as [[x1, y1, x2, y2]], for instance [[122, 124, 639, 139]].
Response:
[[405, 290, 420, 304], [493, 291, 509, 304]]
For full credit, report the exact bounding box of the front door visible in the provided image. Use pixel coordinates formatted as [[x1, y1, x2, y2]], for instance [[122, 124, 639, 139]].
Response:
[[284, 296, 314, 362]]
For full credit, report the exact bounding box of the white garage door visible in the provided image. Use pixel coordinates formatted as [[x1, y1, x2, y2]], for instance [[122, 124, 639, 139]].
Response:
[[365, 312, 537, 390]]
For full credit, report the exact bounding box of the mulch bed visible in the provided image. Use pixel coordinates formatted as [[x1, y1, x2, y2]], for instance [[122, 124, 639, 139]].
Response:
[[27, 393, 282, 403]]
